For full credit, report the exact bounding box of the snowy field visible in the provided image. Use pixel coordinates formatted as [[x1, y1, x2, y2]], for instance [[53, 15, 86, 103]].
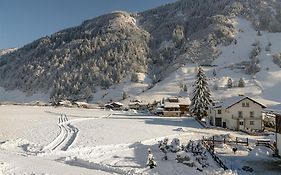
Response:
[[1, 105, 281, 175]]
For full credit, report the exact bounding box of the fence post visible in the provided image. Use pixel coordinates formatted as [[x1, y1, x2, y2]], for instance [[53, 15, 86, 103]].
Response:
[[236, 137, 238, 144], [246, 138, 248, 146], [224, 138, 226, 144], [213, 136, 215, 146]]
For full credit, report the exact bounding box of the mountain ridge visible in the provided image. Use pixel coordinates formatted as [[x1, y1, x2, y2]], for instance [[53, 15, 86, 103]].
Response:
[[0, 0, 281, 103]]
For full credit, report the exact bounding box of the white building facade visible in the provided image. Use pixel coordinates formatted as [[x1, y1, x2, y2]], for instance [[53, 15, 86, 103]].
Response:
[[209, 96, 266, 130]]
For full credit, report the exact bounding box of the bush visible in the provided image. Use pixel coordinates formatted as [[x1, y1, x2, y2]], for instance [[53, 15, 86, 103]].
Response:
[[272, 53, 281, 68], [250, 46, 261, 59], [131, 73, 139, 82], [245, 58, 261, 75]]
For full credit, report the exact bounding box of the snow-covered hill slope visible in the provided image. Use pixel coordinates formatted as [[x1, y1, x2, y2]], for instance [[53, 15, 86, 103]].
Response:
[[122, 17, 281, 105], [1, 16, 280, 106], [212, 17, 281, 103], [1, 1, 281, 104]]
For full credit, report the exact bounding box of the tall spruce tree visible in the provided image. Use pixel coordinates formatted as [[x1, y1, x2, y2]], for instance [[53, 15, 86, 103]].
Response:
[[190, 67, 211, 119]]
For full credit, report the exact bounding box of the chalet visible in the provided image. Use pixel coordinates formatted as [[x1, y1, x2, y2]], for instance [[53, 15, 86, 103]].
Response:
[[162, 97, 191, 117], [74, 101, 90, 108], [163, 102, 181, 117], [58, 100, 73, 107], [208, 96, 266, 130], [265, 104, 281, 157], [128, 100, 149, 111], [105, 102, 123, 110]]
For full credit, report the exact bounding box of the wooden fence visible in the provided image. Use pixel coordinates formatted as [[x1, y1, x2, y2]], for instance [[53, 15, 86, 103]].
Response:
[[256, 139, 278, 155], [202, 136, 249, 146], [201, 140, 228, 170]]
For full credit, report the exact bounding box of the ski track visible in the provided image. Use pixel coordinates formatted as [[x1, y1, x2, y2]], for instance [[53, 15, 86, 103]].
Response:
[[44, 114, 111, 152], [43, 114, 78, 151]]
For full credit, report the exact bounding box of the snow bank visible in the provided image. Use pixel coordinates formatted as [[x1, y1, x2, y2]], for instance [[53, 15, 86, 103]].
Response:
[[0, 138, 43, 154]]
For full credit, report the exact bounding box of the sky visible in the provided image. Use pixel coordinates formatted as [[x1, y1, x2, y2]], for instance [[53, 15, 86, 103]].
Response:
[[0, 0, 177, 49]]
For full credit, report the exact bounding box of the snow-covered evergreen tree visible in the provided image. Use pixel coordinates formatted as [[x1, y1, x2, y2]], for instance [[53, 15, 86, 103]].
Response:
[[159, 138, 169, 160], [190, 67, 211, 119], [122, 91, 128, 100], [227, 78, 233, 88], [170, 138, 181, 152], [147, 149, 157, 169], [183, 84, 188, 92], [238, 78, 245, 87]]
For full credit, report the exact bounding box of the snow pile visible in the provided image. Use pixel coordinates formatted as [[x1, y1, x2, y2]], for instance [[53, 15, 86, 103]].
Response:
[[65, 157, 130, 175], [0, 162, 10, 175], [248, 146, 272, 158], [0, 138, 43, 155]]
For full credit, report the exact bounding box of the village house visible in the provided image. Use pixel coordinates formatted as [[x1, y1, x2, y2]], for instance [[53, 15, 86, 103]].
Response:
[[265, 104, 281, 157], [74, 101, 90, 108], [208, 95, 266, 130], [162, 97, 190, 117], [128, 100, 149, 111], [105, 102, 123, 110]]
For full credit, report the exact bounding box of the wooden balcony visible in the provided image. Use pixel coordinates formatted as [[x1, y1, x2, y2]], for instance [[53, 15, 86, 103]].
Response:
[[232, 116, 261, 120]]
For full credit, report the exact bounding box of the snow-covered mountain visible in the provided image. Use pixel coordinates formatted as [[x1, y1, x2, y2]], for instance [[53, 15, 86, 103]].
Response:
[[0, 0, 281, 104], [0, 48, 17, 57]]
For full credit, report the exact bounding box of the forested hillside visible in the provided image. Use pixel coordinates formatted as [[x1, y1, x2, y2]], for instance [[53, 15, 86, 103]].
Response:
[[0, 0, 280, 102]]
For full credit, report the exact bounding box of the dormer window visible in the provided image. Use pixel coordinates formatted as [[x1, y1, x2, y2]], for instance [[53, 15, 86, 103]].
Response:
[[242, 102, 250, 107]]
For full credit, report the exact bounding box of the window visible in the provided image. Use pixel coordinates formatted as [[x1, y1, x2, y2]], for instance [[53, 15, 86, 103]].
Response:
[[239, 121, 244, 125], [238, 111, 243, 118], [242, 103, 245, 107], [218, 109, 222, 114], [246, 103, 250, 107], [250, 111, 254, 117], [250, 121, 254, 125]]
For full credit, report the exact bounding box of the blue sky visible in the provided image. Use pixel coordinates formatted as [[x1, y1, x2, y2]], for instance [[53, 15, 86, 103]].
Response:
[[0, 0, 176, 49]]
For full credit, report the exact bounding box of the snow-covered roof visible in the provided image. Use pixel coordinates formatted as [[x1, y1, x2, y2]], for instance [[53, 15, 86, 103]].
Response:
[[59, 100, 72, 105], [128, 102, 139, 105], [265, 104, 281, 115], [164, 102, 180, 108], [178, 98, 191, 105], [167, 97, 179, 102], [111, 102, 123, 106], [74, 101, 88, 106], [211, 96, 266, 109]]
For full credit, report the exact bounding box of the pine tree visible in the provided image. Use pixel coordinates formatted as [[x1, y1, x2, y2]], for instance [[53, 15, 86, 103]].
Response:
[[190, 67, 211, 119], [227, 78, 233, 88], [238, 78, 245, 87], [183, 84, 188, 92], [147, 149, 157, 169], [122, 91, 128, 100]]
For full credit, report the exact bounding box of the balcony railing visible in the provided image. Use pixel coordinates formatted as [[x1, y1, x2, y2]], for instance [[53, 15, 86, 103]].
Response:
[[232, 116, 261, 120]]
